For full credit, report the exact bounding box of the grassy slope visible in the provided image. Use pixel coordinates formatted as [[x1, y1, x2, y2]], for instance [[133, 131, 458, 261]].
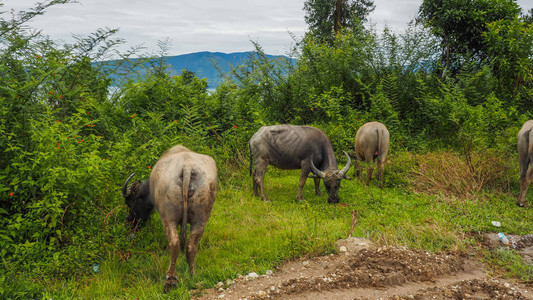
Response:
[[50, 165, 532, 299]]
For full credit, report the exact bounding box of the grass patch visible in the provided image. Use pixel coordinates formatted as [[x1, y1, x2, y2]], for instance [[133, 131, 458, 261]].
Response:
[[484, 248, 533, 282], [14, 155, 533, 298]]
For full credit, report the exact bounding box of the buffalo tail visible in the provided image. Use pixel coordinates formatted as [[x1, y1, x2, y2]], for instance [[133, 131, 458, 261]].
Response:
[[180, 167, 190, 251]]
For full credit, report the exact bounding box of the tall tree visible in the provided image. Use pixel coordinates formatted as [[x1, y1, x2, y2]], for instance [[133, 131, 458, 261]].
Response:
[[418, 0, 521, 71], [304, 0, 375, 44]]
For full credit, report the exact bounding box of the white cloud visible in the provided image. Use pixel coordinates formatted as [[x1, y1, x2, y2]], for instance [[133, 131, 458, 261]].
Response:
[[1, 0, 531, 56]]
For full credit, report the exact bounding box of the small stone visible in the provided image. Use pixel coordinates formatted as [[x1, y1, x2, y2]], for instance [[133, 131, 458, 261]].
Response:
[[225, 279, 234, 287], [218, 288, 224, 292], [265, 270, 273, 276], [257, 290, 267, 298], [302, 261, 310, 267], [218, 294, 225, 298], [216, 282, 224, 289], [504, 283, 510, 288], [339, 246, 348, 253], [247, 272, 259, 279]]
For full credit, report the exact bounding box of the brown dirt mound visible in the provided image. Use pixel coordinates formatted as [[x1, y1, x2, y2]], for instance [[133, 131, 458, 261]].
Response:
[[391, 278, 530, 300], [262, 246, 465, 298], [196, 241, 533, 300]]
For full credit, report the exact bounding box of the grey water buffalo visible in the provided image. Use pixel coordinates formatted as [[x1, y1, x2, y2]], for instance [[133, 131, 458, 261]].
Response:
[[351, 121, 389, 188], [122, 145, 217, 292], [249, 125, 351, 203], [517, 120, 533, 207]]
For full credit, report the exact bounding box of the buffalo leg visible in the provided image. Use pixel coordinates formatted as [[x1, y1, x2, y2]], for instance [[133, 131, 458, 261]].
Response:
[[253, 160, 269, 201], [518, 164, 533, 207], [377, 159, 384, 188], [355, 154, 363, 181], [313, 177, 322, 196], [366, 161, 374, 186], [163, 222, 180, 292], [252, 166, 259, 197], [297, 166, 310, 201], [186, 224, 206, 275]]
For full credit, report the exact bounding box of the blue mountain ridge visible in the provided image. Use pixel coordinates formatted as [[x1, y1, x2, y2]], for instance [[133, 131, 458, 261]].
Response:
[[103, 51, 293, 89]]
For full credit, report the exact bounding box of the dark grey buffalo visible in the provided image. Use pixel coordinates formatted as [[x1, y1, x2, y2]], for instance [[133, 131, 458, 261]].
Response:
[[351, 121, 390, 188], [517, 120, 533, 207], [249, 125, 351, 203], [122, 145, 217, 292]]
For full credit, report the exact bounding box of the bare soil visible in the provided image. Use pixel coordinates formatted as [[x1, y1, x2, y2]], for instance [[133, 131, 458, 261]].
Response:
[[195, 237, 533, 300]]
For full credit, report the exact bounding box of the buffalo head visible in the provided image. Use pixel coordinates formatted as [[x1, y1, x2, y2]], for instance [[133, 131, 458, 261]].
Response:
[[310, 151, 351, 203], [122, 172, 154, 228]]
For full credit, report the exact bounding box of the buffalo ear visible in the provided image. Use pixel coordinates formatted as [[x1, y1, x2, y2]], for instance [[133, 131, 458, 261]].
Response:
[[124, 181, 141, 208], [129, 181, 141, 196]]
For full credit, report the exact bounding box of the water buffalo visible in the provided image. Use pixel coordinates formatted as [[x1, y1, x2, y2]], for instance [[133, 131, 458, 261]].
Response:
[[351, 121, 389, 188], [249, 125, 351, 203], [122, 145, 217, 292], [517, 120, 533, 207]]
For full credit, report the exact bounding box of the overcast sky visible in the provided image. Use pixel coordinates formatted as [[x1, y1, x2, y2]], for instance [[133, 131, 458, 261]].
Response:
[[1, 0, 531, 56]]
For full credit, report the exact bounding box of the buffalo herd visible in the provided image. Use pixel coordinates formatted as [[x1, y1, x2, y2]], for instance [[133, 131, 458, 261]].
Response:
[[122, 120, 530, 291]]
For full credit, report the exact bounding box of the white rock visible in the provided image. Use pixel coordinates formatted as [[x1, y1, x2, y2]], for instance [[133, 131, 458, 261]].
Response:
[[225, 279, 234, 287], [265, 270, 273, 276], [218, 294, 225, 298], [257, 290, 267, 298], [302, 260, 310, 267], [336, 237, 375, 253], [216, 281, 224, 289], [247, 272, 259, 279], [339, 246, 348, 253]]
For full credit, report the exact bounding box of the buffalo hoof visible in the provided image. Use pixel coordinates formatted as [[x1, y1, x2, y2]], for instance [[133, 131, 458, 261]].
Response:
[[327, 198, 339, 204], [517, 202, 526, 208], [164, 276, 178, 293]]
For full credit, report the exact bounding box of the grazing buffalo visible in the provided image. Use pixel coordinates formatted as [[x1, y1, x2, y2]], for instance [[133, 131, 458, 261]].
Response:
[[249, 125, 351, 203], [517, 120, 533, 207], [122, 145, 217, 292], [351, 121, 389, 188]]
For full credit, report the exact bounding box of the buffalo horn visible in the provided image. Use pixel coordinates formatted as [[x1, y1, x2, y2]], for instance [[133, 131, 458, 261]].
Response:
[[122, 172, 136, 197], [310, 159, 325, 178], [340, 151, 351, 175]]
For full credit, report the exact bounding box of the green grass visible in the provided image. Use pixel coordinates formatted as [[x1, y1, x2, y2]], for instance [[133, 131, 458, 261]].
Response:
[[21, 166, 533, 298]]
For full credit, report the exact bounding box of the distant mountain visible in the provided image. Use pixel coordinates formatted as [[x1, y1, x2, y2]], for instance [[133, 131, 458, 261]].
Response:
[[103, 51, 294, 89]]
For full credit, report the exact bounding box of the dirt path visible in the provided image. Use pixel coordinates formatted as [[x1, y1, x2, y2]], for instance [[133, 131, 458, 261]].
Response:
[[196, 237, 533, 300]]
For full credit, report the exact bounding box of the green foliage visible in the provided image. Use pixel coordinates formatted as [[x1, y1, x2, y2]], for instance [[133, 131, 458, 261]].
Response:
[[121, 71, 209, 122], [418, 0, 521, 69], [483, 17, 533, 103]]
